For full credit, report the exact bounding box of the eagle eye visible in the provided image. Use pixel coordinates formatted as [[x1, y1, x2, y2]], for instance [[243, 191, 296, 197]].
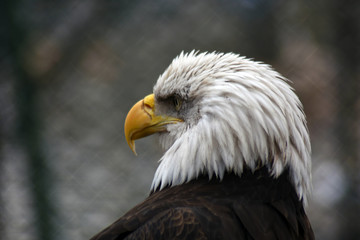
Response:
[[172, 96, 182, 111]]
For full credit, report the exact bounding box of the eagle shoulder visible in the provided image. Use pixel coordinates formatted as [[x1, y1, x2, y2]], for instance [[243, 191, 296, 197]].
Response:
[[90, 168, 314, 240]]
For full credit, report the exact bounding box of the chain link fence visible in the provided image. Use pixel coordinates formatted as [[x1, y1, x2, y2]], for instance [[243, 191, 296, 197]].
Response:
[[1, 0, 359, 239]]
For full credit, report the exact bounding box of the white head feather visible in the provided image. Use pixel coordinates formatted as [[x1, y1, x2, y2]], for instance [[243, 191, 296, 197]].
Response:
[[151, 51, 311, 204]]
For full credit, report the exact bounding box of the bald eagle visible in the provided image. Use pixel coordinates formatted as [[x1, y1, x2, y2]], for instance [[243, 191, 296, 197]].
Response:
[[90, 52, 314, 240]]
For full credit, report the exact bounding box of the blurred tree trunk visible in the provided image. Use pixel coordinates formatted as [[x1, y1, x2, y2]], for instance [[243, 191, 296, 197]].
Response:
[[1, 0, 7, 235], [4, 1, 56, 240], [332, 0, 360, 239]]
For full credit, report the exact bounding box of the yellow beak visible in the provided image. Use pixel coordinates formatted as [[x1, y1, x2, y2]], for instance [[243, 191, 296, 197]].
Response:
[[124, 94, 183, 155]]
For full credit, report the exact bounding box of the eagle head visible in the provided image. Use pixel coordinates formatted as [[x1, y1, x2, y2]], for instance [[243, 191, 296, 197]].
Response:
[[124, 51, 311, 204]]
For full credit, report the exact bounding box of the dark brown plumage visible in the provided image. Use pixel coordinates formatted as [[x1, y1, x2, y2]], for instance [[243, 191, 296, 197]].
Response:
[[90, 167, 314, 240]]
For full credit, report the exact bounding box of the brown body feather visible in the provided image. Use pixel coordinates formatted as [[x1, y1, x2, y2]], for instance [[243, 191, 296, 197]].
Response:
[[90, 167, 314, 240]]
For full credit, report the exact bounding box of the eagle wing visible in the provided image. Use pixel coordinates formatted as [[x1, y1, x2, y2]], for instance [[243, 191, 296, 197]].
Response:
[[90, 202, 249, 240], [122, 208, 208, 240], [90, 170, 314, 240]]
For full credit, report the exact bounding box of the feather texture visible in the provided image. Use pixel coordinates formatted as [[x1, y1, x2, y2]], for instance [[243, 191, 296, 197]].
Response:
[[90, 168, 314, 240], [153, 51, 311, 203]]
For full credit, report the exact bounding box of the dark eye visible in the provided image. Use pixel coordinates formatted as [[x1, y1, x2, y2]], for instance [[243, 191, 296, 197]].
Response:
[[173, 96, 182, 111]]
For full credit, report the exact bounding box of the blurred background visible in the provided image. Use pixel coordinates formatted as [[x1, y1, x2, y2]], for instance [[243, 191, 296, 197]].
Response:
[[1, 0, 359, 239]]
